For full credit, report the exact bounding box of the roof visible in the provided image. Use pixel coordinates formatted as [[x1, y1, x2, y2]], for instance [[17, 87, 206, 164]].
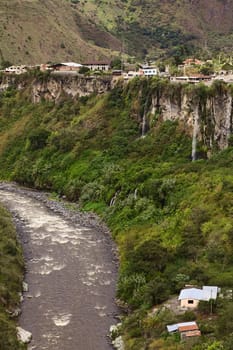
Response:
[[50, 62, 82, 68], [178, 324, 198, 332], [184, 330, 201, 337], [203, 286, 218, 300], [179, 286, 218, 301], [167, 321, 197, 333], [61, 62, 83, 67], [83, 61, 110, 65]]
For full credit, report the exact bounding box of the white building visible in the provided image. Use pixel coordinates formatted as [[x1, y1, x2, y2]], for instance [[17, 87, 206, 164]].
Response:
[[82, 61, 110, 71], [5, 65, 27, 75], [179, 286, 219, 309], [139, 65, 158, 77], [123, 71, 141, 80]]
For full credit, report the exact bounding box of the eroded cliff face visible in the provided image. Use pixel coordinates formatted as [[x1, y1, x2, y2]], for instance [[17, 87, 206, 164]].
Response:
[[148, 86, 233, 152], [31, 75, 112, 103], [0, 74, 232, 152], [0, 74, 112, 102]]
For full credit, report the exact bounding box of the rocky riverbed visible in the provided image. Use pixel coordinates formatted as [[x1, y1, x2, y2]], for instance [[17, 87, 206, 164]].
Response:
[[0, 182, 119, 350]]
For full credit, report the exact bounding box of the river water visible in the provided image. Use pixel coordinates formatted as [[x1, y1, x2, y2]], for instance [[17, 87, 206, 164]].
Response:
[[0, 185, 118, 350]]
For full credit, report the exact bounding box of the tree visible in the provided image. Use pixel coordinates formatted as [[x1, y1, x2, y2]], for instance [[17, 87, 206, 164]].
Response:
[[110, 57, 122, 70]]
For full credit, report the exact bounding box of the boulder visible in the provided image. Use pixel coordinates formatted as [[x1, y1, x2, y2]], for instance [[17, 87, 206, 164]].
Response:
[[17, 327, 32, 344]]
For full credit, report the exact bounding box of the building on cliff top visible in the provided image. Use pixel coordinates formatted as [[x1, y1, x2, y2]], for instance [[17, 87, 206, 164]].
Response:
[[82, 61, 110, 71], [44, 62, 83, 72]]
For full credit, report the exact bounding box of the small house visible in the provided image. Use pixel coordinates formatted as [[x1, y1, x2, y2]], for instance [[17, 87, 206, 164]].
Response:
[[5, 65, 27, 75], [178, 286, 218, 309], [183, 58, 203, 66], [82, 61, 110, 71], [139, 65, 158, 76], [167, 321, 201, 341]]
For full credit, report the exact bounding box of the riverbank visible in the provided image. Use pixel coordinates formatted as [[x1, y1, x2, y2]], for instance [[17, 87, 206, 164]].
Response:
[[0, 182, 119, 350], [0, 199, 25, 349]]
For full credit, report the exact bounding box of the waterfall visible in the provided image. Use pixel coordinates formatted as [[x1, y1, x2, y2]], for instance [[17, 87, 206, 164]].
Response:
[[110, 191, 119, 206], [192, 105, 199, 161], [141, 109, 147, 138], [226, 95, 233, 145], [141, 96, 150, 138], [134, 188, 138, 200]]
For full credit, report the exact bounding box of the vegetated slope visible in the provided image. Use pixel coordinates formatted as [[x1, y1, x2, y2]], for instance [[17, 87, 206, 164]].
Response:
[[0, 204, 25, 350], [0, 0, 121, 65], [77, 0, 233, 58], [0, 80, 233, 348], [0, 0, 233, 64]]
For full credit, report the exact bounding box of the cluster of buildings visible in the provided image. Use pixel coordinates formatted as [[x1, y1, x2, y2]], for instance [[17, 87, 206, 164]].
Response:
[[2, 58, 233, 84], [166, 285, 219, 343]]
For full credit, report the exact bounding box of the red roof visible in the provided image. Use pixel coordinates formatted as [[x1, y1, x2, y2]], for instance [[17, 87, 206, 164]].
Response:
[[185, 330, 201, 337], [178, 325, 199, 332]]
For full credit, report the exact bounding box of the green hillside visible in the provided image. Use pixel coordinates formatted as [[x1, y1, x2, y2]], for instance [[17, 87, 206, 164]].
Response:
[[0, 78, 233, 348], [0, 204, 25, 350], [0, 0, 232, 65]]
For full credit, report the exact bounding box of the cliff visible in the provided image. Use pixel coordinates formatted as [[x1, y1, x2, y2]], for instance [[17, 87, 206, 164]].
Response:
[[148, 83, 233, 152], [0, 73, 112, 102], [0, 74, 232, 153]]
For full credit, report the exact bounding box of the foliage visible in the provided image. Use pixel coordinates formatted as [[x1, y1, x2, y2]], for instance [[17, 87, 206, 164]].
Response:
[[0, 205, 25, 349]]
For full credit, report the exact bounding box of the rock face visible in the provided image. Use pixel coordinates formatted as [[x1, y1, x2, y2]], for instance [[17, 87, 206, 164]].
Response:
[[31, 75, 112, 103], [148, 85, 233, 152], [0, 74, 112, 103], [0, 74, 232, 152]]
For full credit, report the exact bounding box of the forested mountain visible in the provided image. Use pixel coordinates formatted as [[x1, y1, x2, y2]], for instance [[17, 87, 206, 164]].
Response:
[[0, 0, 232, 64]]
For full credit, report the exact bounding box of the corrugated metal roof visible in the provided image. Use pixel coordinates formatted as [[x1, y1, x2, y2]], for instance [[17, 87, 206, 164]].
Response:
[[167, 321, 197, 333], [178, 286, 218, 301], [203, 286, 218, 300], [61, 62, 83, 67]]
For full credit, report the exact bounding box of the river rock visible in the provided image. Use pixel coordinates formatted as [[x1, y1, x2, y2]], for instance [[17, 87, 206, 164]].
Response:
[[23, 281, 29, 292], [112, 336, 124, 350], [11, 307, 21, 317], [17, 327, 32, 343], [110, 323, 124, 350]]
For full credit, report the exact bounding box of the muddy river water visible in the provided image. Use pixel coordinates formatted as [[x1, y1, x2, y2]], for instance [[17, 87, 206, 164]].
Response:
[[0, 184, 118, 350]]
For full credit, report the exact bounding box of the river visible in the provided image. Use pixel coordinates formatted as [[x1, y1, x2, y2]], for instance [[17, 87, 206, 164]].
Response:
[[0, 184, 118, 350]]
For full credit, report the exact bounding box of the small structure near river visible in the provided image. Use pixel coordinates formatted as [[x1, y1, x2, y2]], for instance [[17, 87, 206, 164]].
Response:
[[178, 286, 219, 309]]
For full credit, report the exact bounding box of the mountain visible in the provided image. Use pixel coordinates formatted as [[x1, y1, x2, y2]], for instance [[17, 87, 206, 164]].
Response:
[[0, 0, 121, 65], [0, 0, 233, 65]]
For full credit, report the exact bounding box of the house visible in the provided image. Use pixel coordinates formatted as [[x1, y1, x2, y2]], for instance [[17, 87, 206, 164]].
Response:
[[82, 61, 110, 71], [5, 65, 27, 75], [170, 75, 211, 84], [123, 71, 140, 80], [139, 65, 158, 77], [167, 321, 201, 340], [183, 58, 204, 66], [48, 62, 83, 72], [179, 286, 219, 309]]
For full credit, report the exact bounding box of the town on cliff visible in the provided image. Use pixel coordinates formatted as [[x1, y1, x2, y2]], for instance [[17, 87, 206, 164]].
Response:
[[1, 57, 233, 85]]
